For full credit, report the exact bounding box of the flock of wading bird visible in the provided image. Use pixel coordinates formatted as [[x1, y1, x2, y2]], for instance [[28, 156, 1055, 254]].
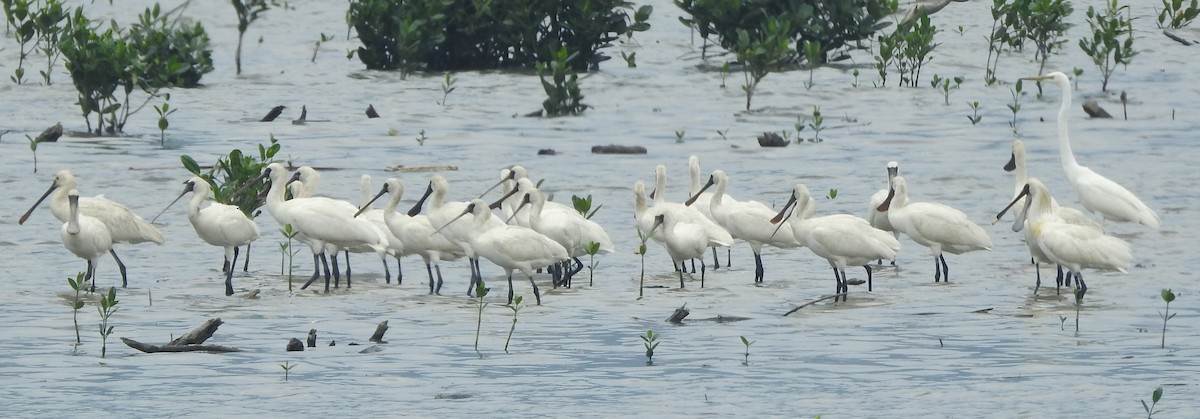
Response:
[[19, 72, 1160, 305]]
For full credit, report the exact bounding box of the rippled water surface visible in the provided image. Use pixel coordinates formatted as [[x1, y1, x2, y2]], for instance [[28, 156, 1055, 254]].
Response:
[[2, 0, 1198, 417]]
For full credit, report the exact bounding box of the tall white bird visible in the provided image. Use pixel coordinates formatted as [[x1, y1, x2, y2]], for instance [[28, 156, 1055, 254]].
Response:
[[689, 170, 802, 284], [60, 189, 114, 292], [646, 213, 712, 288], [1023, 71, 1161, 229], [359, 174, 406, 284], [649, 164, 733, 274], [440, 199, 568, 305], [876, 176, 992, 282], [994, 177, 1132, 300], [866, 161, 900, 265], [290, 167, 396, 283], [411, 175, 512, 295], [773, 184, 901, 301], [260, 163, 388, 292], [358, 178, 466, 294], [156, 177, 262, 296], [1003, 138, 1102, 293], [21, 170, 165, 288], [687, 155, 735, 268], [632, 180, 732, 285], [510, 182, 615, 286]]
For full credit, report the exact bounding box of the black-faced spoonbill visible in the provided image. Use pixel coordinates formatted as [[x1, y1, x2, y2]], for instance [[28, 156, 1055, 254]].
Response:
[[61, 190, 113, 292], [689, 169, 802, 284], [876, 176, 992, 283], [357, 178, 466, 294], [156, 177, 262, 296], [866, 161, 900, 265]]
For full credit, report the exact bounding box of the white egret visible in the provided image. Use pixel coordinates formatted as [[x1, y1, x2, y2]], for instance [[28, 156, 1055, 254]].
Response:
[[1023, 71, 1161, 229], [20, 170, 164, 288], [994, 178, 1132, 300], [866, 161, 900, 265], [773, 184, 901, 301], [60, 190, 113, 292], [689, 170, 802, 284], [440, 199, 568, 305], [156, 177, 262, 296], [358, 178, 466, 294], [877, 176, 992, 282]]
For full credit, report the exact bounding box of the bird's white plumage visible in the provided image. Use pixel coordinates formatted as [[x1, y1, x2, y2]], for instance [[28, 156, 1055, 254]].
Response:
[[866, 161, 900, 238], [452, 199, 568, 304], [61, 189, 113, 288], [1019, 178, 1132, 275], [883, 176, 992, 256], [30, 170, 164, 245]]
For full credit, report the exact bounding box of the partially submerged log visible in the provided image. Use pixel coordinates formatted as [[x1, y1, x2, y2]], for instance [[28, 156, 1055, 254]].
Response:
[[757, 132, 788, 147], [307, 329, 317, 347], [1083, 100, 1112, 119], [1164, 29, 1194, 46], [666, 304, 690, 324], [122, 318, 242, 353], [591, 144, 647, 154], [286, 338, 304, 352], [369, 321, 389, 343]]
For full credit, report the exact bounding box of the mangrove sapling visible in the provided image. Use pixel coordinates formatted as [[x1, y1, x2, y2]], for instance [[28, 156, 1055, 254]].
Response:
[[896, 15, 939, 87], [414, 130, 428, 146], [279, 224, 300, 291], [719, 62, 730, 88], [737, 17, 795, 110], [231, 0, 272, 75], [27, 133, 45, 173], [740, 336, 754, 366], [874, 32, 897, 87], [474, 279, 488, 356], [674, 130, 685, 144], [1079, 0, 1137, 92], [504, 295, 523, 353], [1142, 386, 1164, 418], [311, 32, 333, 63], [437, 73, 457, 107], [1007, 79, 1025, 133], [620, 51, 636, 68], [1159, 288, 1176, 349], [930, 75, 963, 106], [153, 95, 177, 147], [5, 0, 35, 84], [967, 101, 982, 125], [67, 273, 86, 345], [97, 286, 118, 358], [584, 241, 601, 287], [32, 0, 67, 86], [1018, 0, 1073, 94], [1157, 0, 1200, 29], [279, 361, 295, 381], [538, 46, 589, 116], [802, 40, 821, 90], [641, 330, 659, 365]]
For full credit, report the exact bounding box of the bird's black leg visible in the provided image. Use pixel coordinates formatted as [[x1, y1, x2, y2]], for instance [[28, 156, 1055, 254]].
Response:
[[939, 254, 949, 282], [754, 252, 764, 283], [508, 273, 515, 305], [933, 256, 941, 282], [225, 247, 239, 296], [1034, 261, 1041, 295], [426, 262, 436, 294], [1074, 272, 1087, 300], [528, 273, 542, 305], [109, 249, 128, 288], [864, 264, 874, 292], [242, 242, 251, 272], [343, 249, 352, 283], [301, 254, 321, 290]]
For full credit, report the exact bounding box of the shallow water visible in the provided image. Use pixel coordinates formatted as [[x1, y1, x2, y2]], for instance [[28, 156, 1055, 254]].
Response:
[[2, 0, 1198, 416]]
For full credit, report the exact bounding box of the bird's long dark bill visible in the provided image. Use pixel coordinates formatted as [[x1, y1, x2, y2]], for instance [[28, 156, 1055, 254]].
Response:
[[18, 180, 58, 225], [356, 185, 389, 217], [1004, 153, 1016, 172], [684, 175, 715, 206], [151, 181, 196, 223], [769, 195, 798, 238], [478, 169, 517, 199], [993, 183, 1031, 224], [505, 194, 532, 224], [646, 215, 664, 241], [408, 183, 433, 217], [1020, 75, 1052, 82], [490, 187, 520, 210], [432, 204, 474, 236], [875, 188, 895, 212]]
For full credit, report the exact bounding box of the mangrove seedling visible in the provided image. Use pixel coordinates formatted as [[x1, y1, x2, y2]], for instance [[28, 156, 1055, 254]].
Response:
[[537, 46, 589, 116], [97, 286, 118, 358], [826, 189, 838, 200], [32, 0, 68, 86], [798, 106, 825, 143], [1142, 386, 1164, 418], [674, 130, 685, 144], [572, 194, 602, 220], [620, 51, 636, 68], [1079, 0, 1137, 92], [504, 295, 523, 353], [967, 101, 982, 125], [278, 224, 300, 291], [438, 73, 457, 107], [231, 0, 272, 75], [415, 130, 428, 146], [474, 279, 489, 356], [1008, 79, 1025, 132], [311, 32, 334, 63], [802, 40, 821, 90], [27, 133, 45, 173], [153, 95, 177, 147], [584, 241, 601, 287], [67, 273, 87, 345], [641, 330, 660, 365], [851, 68, 860, 88], [1157, 0, 1200, 29], [280, 361, 295, 381], [1072, 67, 1084, 90], [931, 75, 964, 105], [740, 335, 755, 365], [719, 61, 730, 88], [1159, 288, 1176, 349], [737, 18, 795, 110]]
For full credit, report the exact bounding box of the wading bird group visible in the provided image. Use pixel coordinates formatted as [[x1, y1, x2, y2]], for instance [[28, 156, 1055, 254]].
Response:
[[19, 72, 1158, 305]]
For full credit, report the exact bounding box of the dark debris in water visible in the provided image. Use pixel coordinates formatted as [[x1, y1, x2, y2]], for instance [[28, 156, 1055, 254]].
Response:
[[435, 393, 472, 400]]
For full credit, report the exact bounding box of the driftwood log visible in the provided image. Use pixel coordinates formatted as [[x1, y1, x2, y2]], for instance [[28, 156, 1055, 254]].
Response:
[[307, 329, 317, 347], [591, 144, 647, 154], [666, 304, 690, 324], [369, 321, 389, 343], [1083, 100, 1112, 119], [121, 318, 242, 353], [784, 293, 850, 316]]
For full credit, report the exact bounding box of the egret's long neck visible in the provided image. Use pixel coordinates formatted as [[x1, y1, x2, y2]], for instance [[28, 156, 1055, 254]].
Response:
[[1056, 86, 1079, 170]]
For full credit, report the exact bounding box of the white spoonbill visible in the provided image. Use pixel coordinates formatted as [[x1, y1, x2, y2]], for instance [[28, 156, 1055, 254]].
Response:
[[876, 176, 992, 282], [20, 170, 164, 288], [994, 178, 1132, 300], [357, 178, 466, 294], [156, 177, 262, 296], [633, 180, 732, 286], [412, 175, 514, 295], [689, 170, 802, 284], [439, 198, 568, 305], [510, 182, 615, 286], [646, 213, 712, 288], [866, 161, 900, 265], [773, 184, 901, 301], [687, 155, 735, 268], [1022, 71, 1161, 229], [359, 174, 406, 283], [61, 190, 113, 292], [291, 167, 396, 283], [650, 164, 733, 273], [1003, 138, 1102, 293]]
